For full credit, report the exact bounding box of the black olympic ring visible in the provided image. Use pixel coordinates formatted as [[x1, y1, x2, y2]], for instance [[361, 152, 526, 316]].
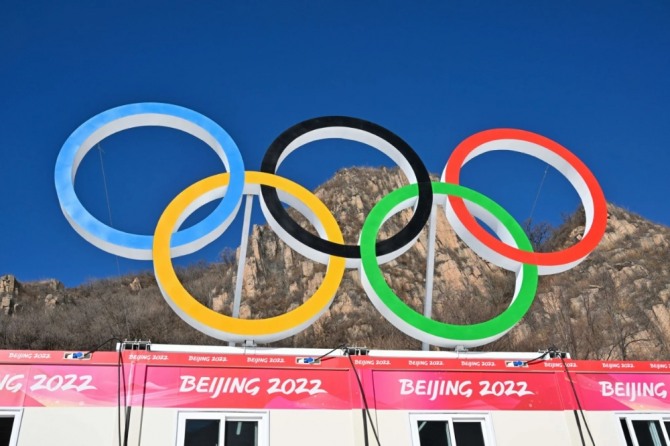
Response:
[[260, 116, 433, 260]]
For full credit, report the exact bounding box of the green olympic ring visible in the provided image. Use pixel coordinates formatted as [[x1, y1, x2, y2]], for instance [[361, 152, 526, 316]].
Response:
[[359, 182, 538, 348]]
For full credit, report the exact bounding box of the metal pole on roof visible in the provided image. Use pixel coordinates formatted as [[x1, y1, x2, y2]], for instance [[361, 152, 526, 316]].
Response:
[[422, 205, 438, 351], [229, 194, 254, 346]]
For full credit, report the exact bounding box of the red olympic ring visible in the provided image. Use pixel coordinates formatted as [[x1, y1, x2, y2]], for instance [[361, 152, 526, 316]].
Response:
[[442, 128, 607, 275]]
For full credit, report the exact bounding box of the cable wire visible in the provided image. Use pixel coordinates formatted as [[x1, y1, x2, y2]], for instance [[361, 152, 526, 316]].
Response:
[[525, 350, 550, 365], [346, 354, 382, 446], [529, 347, 595, 446], [312, 343, 347, 363], [97, 143, 121, 276], [528, 164, 550, 224], [83, 336, 121, 356], [84, 337, 127, 446], [118, 343, 124, 446], [120, 351, 130, 446], [559, 354, 596, 446]]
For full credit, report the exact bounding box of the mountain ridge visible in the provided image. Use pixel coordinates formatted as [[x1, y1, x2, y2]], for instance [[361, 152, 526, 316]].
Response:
[[1, 167, 669, 360]]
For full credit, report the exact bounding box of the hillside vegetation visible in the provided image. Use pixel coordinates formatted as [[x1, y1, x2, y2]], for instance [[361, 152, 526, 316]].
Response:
[[2, 168, 669, 359]]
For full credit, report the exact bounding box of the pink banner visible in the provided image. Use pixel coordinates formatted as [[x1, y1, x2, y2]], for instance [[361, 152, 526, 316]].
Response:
[[142, 366, 352, 409], [372, 370, 564, 410], [0, 364, 124, 407], [0, 365, 29, 407], [574, 373, 670, 411], [4, 350, 670, 411]]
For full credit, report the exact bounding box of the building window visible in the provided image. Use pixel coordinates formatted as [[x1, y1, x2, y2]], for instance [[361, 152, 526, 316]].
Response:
[[619, 415, 670, 446], [177, 412, 268, 446], [0, 410, 22, 446], [410, 413, 494, 446]]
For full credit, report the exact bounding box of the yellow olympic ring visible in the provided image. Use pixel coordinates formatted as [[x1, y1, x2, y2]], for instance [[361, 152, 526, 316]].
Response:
[[153, 171, 346, 343]]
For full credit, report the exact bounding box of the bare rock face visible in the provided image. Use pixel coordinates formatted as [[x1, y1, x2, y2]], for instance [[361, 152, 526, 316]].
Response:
[[517, 204, 670, 360], [0, 295, 13, 315], [35, 279, 64, 292], [200, 168, 670, 359], [0, 275, 19, 314], [199, 167, 517, 349], [2, 168, 669, 359], [0, 275, 70, 312], [44, 294, 63, 308], [210, 291, 229, 313], [129, 277, 142, 292], [0, 275, 18, 295]]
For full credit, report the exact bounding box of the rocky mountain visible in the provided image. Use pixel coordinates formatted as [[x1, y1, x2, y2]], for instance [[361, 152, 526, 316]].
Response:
[[2, 167, 669, 359]]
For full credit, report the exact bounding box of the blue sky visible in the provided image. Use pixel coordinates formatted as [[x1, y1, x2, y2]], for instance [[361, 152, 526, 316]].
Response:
[[1, 1, 669, 287]]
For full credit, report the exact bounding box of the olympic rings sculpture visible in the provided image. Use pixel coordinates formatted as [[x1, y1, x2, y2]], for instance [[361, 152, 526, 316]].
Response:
[[55, 103, 607, 348]]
